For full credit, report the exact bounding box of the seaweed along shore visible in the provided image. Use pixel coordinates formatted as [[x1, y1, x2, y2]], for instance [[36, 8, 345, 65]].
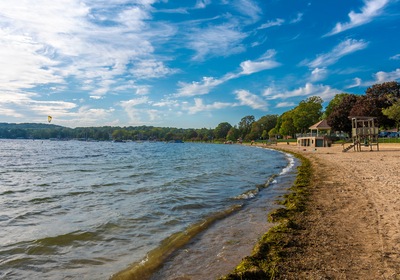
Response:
[[220, 150, 312, 279]]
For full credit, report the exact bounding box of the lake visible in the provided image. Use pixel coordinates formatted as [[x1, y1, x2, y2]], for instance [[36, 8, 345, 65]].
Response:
[[0, 140, 297, 279]]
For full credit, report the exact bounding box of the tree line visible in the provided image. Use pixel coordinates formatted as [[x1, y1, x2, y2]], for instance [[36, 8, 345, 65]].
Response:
[[1, 81, 399, 142]]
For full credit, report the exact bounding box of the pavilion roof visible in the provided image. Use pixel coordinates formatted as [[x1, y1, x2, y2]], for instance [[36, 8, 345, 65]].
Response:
[[309, 119, 331, 130]]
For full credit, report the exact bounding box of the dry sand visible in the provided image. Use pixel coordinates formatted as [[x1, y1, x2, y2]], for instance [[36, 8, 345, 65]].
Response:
[[272, 142, 400, 279]]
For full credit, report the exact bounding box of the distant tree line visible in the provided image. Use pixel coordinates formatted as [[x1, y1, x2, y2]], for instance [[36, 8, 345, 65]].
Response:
[[1, 81, 399, 142]]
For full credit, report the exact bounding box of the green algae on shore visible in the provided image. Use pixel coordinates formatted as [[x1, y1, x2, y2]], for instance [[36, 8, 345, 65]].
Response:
[[220, 151, 312, 279]]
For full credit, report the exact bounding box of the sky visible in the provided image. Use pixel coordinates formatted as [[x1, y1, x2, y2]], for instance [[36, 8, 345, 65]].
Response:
[[1, 0, 399, 128]]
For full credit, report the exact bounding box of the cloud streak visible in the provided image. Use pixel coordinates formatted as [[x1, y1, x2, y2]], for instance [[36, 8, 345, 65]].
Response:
[[264, 83, 340, 102], [326, 0, 389, 36], [306, 39, 368, 68], [235, 90, 268, 110], [176, 50, 280, 97]]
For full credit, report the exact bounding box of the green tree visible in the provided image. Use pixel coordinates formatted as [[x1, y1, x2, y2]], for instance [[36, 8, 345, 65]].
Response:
[[247, 122, 262, 141], [278, 110, 296, 137], [382, 101, 400, 131], [214, 122, 232, 140], [257, 114, 278, 139], [226, 126, 239, 141], [112, 129, 127, 140], [238, 115, 255, 139], [268, 127, 279, 139], [292, 96, 323, 133]]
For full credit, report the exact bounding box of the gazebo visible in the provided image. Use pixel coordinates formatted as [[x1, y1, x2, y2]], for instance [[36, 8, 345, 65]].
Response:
[[297, 120, 332, 147], [309, 119, 331, 136]]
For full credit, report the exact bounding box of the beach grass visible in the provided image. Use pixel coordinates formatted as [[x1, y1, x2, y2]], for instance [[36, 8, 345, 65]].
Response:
[[219, 151, 312, 280]]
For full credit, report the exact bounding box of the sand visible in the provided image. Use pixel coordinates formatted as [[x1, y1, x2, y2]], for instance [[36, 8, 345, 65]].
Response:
[[271, 142, 400, 279]]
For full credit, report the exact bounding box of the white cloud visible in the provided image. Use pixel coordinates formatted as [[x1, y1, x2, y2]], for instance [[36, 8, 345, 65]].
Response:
[[240, 50, 280, 75], [186, 98, 232, 114], [265, 83, 340, 102], [390, 54, 400, 60], [346, 77, 362, 88], [195, 0, 211, 9], [120, 97, 149, 108], [306, 39, 368, 68], [118, 6, 151, 30], [131, 60, 177, 79], [60, 106, 116, 127], [235, 90, 268, 110], [290, 13, 304, 24], [89, 96, 103, 100], [0, 0, 176, 100], [275, 102, 296, 108], [175, 77, 224, 97], [373, 68, 400, 83], [153, 99, 179, 108], [257, 18, 284, 29], [0, 89, 79, 122], [310, 67, 328, 82], [120, 96, 150, 123], [232, 0, 262, 23], [186, 23, 247, 61], [176, 51, 280, 97], [326, 0, 389, 36]]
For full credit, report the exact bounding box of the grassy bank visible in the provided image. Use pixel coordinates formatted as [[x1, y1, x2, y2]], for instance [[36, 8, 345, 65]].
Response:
[[220, 151, 312, 280]]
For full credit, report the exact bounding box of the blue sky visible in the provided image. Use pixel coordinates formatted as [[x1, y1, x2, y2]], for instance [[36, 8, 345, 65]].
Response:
[[1, 0, 399, 128]]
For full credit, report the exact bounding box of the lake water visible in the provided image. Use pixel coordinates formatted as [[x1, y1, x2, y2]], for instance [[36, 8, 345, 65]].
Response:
[[0, 140, 297, 279]]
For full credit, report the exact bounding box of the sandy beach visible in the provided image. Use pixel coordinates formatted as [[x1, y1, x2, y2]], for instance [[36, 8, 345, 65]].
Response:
[[271, 142, 400, 279]]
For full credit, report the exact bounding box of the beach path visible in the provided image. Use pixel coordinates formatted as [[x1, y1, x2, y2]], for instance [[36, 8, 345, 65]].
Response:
[[275, 143, 400, 279]]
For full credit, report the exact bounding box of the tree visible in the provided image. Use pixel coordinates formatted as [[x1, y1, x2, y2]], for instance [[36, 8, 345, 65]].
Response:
[[247, 122, 262, 141], [292, 96, 323, 133], [382, 101, 400, 131], [226, 126, 239, 141], [238, 115, 255, 139], [365, 81, 400, 102], [351, 81, 400, 128], [323, 93, 351, 119], [326, 94, 359, 134], [214, 122, 232, 140], [268, 127, 279, 138], [257, 114, 278, 139], [278, 110, 296, 137], [112, 129, 127, 141]]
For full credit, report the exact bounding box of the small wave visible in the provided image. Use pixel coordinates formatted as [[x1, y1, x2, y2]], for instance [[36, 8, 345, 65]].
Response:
[[0, 215, 11, 222], [233, 175, 278, 201], [234, 188, 259, 200], [0, 190, 15, 195], [91, 182, 123, 188], [279, 154, 295, 175], [34, 231, 101, 247], [0, 189, 29, 196], [67, 191, 94, 197], [68, 258, 107, 267], [111, 204, 242, 280], [12, 210, 45, 222], [171, 202, 207, 211], [28, 197, 55, 204]]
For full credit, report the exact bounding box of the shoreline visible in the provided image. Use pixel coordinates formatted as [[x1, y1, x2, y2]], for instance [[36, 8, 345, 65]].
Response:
[[111, 147, 298, 280], [240, 142, 400, 279]]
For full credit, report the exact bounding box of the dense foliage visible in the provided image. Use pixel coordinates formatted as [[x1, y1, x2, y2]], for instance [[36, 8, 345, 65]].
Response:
[[1, 81, 398, 141]]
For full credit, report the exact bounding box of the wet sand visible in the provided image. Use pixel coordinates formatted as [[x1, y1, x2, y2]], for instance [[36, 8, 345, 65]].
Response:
[[272, 142, 400, 279]]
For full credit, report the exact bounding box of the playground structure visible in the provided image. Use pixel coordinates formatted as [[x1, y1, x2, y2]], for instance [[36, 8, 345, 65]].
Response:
[[342, 117, 379, 152]]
